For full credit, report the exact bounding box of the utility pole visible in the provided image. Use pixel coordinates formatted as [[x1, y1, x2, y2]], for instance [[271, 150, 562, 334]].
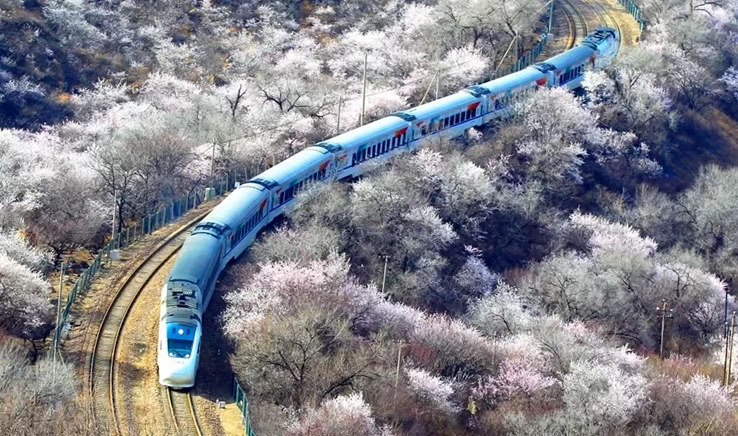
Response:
[[725, 311, 736, 386], [435, 53, 440, 100], [360, 52, 368, 126], [656, 299, 673, 359], [54, 260, 65, 364], [725, 289, 730, 340], [111, 190, 117, 246], [381, 255, 389, 296], [336, 96, 342, 135], [495, 33, 519, 73], [419, 71, 439, 105], [548, 0, 555, 34], [394, 344, 403, 389], [210, 141, 216, 184]]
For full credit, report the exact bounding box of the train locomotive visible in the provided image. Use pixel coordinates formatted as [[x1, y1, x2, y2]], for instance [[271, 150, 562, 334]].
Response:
[[158, 27, 619, 388]]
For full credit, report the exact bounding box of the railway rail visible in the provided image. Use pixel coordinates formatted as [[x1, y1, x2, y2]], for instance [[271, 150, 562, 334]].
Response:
[[559, 0, 590, 49], [80, 2, 638, 435], [167, 388, 205, 436], [88, 210, 212, 436], [583, 0, 624, 54], [561, 0, 624, 51]]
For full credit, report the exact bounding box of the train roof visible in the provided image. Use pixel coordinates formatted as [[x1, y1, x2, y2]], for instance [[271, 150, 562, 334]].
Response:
[[251, 147, 331, 187], [168, 233, 221, 288], [583, 27, 618, 46], [318, 116, 409, 151], [472, 68, 546, 95], [541, 45, 594, 71], [394, 92, 479, 121], [198, 183, 268, 231]]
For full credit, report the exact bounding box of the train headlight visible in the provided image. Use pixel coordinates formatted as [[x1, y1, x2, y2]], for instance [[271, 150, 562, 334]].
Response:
[[185, 354, 190, 359], [169, 352, 174, 357]]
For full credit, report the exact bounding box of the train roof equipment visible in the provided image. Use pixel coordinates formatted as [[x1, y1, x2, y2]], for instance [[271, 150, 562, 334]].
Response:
[[197, 184, 269, 232], [167, 233, 222, 289], [250, 147, 332, 187], [472, 67, 547, 95], [393, 92, 480, 121], [316, 116, 410, 153]]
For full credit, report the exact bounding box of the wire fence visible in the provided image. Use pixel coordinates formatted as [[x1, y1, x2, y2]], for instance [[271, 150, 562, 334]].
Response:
[[234, 377, 258, 436], [49, 0, 645, 429], [617, 0, 644, 32]]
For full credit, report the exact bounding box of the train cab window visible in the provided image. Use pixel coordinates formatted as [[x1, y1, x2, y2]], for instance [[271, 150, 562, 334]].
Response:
[[167, 326, 194, 359], [167, 338, 193, 358]]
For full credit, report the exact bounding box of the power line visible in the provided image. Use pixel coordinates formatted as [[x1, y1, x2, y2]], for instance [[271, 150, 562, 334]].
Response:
[[207, 23, 551, 149]]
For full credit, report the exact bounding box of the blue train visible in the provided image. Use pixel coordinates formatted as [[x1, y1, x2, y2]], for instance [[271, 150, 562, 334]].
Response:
[[158, 28, 619, 388]]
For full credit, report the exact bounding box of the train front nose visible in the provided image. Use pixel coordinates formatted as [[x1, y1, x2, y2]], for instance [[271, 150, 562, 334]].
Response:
[[160, 359, 195, 388]]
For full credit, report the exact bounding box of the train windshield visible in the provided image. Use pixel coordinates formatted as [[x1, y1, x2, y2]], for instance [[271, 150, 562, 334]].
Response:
[[167, 338, 193, 359], [166, 323, 195, 359]]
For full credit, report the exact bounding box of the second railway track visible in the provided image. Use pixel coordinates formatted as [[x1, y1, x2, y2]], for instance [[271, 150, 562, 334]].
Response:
[[88, 209, 213, 436]]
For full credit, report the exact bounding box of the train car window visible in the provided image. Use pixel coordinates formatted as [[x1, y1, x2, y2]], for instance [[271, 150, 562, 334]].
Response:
[[453, 113, 459, 124], [461, 112, 467, 122], [421, 125, 428, 136]]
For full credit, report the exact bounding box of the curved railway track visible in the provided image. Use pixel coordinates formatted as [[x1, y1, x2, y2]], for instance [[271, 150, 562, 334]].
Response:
[[167, 388, 204, 436], [88, 211, 211, 436], [583, 0, 623, 54], [81, 3, 636, 435], [559, 0, 590, 48]]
